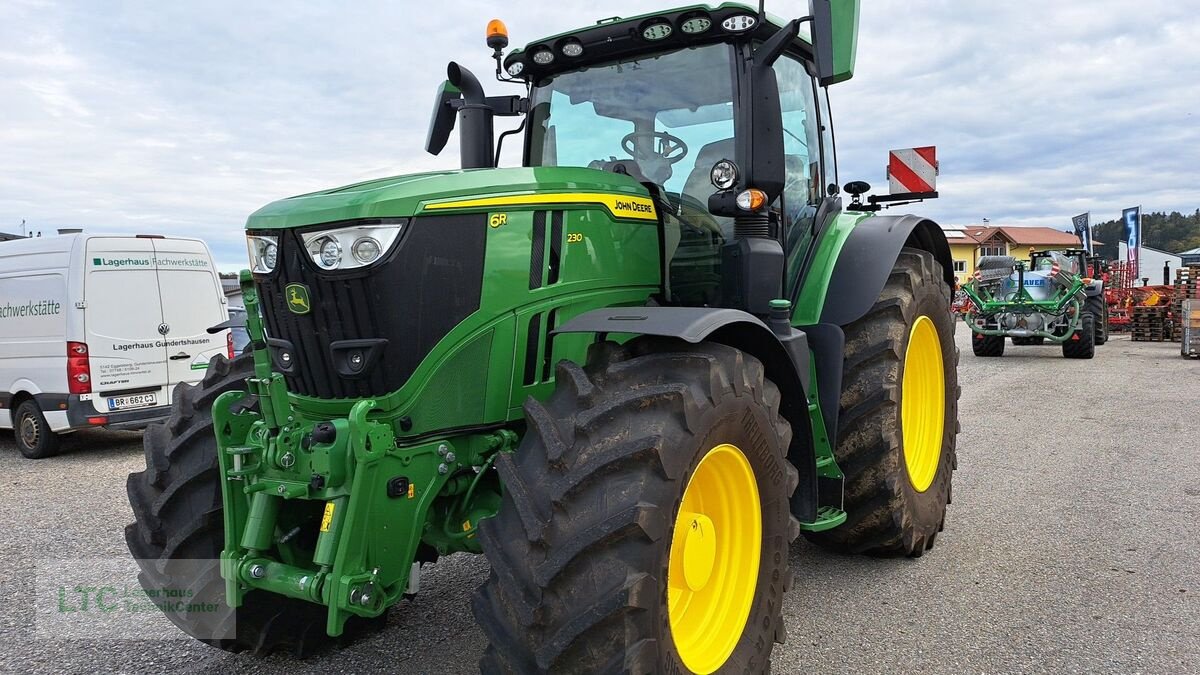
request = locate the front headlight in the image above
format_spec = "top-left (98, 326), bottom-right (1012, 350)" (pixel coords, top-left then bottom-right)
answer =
top-left (246, 234), bottom-right (279, 274)
top-left (351, 237), bottom-right (382, 264)
top-left (301, 221), bottom-right (405, 271)
top-left (710, 159), bottom-right (739, 190)
top-left (317, 237), bottom-right (342, 269)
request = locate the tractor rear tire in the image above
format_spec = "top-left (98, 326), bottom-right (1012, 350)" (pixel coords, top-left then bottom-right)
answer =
top-left (473, 338), bottom-right (798, 674)
top-left (13, 399), bottom-right (61, 459)
top-left (972, 332), bottom-right (1005, 357)
top-left (1062, 313), bottom-right (1096, 359)
top-left (125, 354), bottom-right (382, 656)
top-left (1086, 295), bottom-right (1108, 345)
top-left (805, 247), bottom-right (958, 557)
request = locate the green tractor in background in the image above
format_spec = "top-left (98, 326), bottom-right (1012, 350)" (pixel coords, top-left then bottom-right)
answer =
top-left (962, 248), bottom-right (1106, 358)
top-left (126, 2), bottom-right (960, 672)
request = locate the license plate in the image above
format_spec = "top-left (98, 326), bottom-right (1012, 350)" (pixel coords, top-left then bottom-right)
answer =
top-left (107, 392), bottom-right (158, 411)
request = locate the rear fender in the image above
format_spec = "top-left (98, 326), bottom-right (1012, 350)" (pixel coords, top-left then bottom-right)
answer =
top-left (792, 213), bottom-right (952, 448)
top-left (554, 307), bottom-right (819, 522)
top-left (2, 382), bottom-right (45, 429)
top-left (814, 214), bottom-right (952, 327)
top-left (7, 380), bottom-right (44, 398)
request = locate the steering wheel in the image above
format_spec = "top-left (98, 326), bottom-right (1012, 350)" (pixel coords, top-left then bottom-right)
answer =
top-left (620, 131), bottom-right (689, 165)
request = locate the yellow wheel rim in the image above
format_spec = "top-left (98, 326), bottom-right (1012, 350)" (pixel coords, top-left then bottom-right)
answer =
top-left (667, 443), bottom-right (761, 674)
top-left (901, 315), bottom-right (945, 492)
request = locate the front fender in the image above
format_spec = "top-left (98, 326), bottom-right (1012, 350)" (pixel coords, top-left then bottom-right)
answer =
top-left (554, 306), bottom-right (820, 523)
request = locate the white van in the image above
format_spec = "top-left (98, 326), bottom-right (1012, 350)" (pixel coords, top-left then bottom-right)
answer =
top-left (0, 234), bottom-right (231, 458)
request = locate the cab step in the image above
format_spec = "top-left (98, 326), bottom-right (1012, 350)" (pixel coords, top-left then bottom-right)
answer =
top-left (797, 506), bottom-right (847, 532)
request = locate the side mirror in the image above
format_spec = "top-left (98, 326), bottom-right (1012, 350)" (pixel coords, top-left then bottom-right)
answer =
top-left (843, 180), bottom-right (870, 197)
top-left (810, 0), bottom-right (859, 86)
top-left (727, 20), bottom-right (801, 216)
top-left (425, 80), bottom-right (461, 156)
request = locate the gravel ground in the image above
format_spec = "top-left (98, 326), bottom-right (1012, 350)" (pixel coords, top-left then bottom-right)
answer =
top-left (1, 330), bottom-right (1198, 674)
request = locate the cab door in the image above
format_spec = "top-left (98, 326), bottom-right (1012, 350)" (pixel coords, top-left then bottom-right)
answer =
top-left (772, 54), bottom-right (826, 297)
top-left (150, 239), bottom-right (227, 403)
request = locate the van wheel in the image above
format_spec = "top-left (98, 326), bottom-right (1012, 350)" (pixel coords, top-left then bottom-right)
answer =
top-left (14, 399), bottom-right (61, 459)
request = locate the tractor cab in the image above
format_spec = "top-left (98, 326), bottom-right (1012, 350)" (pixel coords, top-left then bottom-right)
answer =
top-left (428, 1), bottom-right (859, 313)
top-left (520, 35), bottom-right (829, 306)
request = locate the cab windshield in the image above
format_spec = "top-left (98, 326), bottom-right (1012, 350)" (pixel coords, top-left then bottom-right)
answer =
top-left (526, 44), bottom-right (738, 304)
top-left (527, 43), bottom-right (735, 214)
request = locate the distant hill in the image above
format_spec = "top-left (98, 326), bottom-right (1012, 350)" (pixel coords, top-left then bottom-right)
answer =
top-left (1092, 209), bottom-right (1200, 260)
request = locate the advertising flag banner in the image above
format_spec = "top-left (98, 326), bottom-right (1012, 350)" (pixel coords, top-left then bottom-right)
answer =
top-left (1122, 206), bottom-right (1141, 277)
top-left (1071, 213), bottom-right (1092, 253)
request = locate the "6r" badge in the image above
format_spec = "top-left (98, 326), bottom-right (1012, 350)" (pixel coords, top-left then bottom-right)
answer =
top-left (489, 213), bottom-right (508, 228)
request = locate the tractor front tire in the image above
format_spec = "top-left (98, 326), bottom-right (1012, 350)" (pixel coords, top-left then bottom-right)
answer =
top-left (125, 354), bottom-right (381, 656)
top-left (473, 338), bottom-right (798, 674)
top-left (1062, 313), bottom-right (1096, 359)
top-left (972, 331), bottom-right (1005, 357)
top-left (805, 247), bottom-right (959, 557)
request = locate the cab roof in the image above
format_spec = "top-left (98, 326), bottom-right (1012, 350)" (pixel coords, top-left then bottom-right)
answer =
top-left (504, 3), bottom-right (812, 83)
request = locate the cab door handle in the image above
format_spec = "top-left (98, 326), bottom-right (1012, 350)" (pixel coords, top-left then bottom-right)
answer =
top-left (169, 352), bottom-right (191, 361)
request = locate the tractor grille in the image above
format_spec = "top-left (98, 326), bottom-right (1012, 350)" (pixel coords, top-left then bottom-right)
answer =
top-left (254, 215), bottom-right (487, 399)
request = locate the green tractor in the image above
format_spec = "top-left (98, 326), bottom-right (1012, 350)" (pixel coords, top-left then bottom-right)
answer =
top-left (126, 2), bottom-right (960, 672)
top-left (962, 248), bottom-right (1105, 358)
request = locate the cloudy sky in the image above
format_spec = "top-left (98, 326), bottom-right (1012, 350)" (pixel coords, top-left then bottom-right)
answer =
top-left (2, 0), bottom-right (1197, 270)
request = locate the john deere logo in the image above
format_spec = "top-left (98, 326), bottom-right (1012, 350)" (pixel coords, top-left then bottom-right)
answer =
top-left (285, 284), bottom-right (311, 315)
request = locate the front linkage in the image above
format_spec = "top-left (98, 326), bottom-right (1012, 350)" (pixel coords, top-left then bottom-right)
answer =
top-left (213, 272), bottom-right (515, 636)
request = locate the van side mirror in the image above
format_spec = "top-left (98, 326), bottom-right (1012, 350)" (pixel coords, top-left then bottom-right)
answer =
top-left (810, 0), bottom-right (859, 86)
top-left (425, 80), bottom-right (461, 156)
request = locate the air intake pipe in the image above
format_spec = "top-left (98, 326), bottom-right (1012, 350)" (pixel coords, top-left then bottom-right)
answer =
top-left (447, 62), bottom-right (494, 170)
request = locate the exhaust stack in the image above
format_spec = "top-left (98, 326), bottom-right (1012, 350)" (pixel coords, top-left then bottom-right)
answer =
top-left (446, 62), bottom-right (494, 170)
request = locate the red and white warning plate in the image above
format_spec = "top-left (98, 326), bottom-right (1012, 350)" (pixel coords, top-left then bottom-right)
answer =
top-left (887, 146), bottom-right (938, 194)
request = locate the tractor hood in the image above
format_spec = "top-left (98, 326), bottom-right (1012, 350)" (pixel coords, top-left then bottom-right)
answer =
top-left (246, 167), bottom-right (652, 230)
